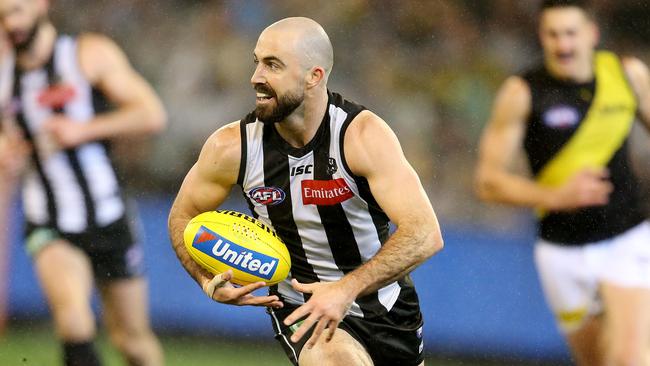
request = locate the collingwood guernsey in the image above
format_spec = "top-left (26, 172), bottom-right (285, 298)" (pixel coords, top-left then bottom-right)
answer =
top-left (8, 35), bottom-right (125, 233)
top-left (238, 91), bottom-right (421, 322)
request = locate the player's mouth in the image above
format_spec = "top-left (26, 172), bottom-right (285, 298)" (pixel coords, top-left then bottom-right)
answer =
top-left (9, 31), bottom-right (28, 45)
top-left (256, 92), bottom-right (275, 104)
top-left (255, 83), bottom-right (277, 105)
top-left (555, 51), bottom-right (575, 64)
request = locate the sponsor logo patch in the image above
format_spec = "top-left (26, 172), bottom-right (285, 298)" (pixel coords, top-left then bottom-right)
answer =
top-left (38, 84), bottom-right (77, 109)
top-left (543, 105), bottom-right (580, 129)
top-left (249, 186), bottom-right (286, 206)
top-left (192, 226), bottom-right (278, 280)
top-left (301, 178), bottom-right (354, 205)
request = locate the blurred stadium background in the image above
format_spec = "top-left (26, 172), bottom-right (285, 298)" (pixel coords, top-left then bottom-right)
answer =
top-left (3, 0), bottom-right (650, 364)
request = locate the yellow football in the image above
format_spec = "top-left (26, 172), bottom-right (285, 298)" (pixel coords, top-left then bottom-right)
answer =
top-left (183, 210), bottom-right (290, 286)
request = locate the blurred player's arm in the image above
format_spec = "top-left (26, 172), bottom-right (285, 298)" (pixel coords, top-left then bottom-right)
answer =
top-left (285, 110), bottom-right (443, 346)
top-left (0, 120), bottom-right (30, 182)
top-left (167, 122), bottom-right (282, 308)
top-left (622, 56), bottom-right (650, 131)
top-left (474, 76), bottom-right (611, 211)
top-left (42, 33), bottom-right (166, 148)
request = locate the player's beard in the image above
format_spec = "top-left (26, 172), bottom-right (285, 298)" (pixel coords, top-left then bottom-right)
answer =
top-left (9, 16), bottom-right (44, 53)
top-left (255, 84), bottom-right (304, 125)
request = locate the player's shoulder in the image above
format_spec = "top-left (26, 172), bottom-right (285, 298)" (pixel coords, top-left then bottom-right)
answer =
top-left (76, 32), bottom-right (128, 81)
top-left (493, 75), bottom-right (531, 108)
top-left (502, 75), bottom-right (531, 94)
top-left (205, 121), bottom-right (242, 155)
top-left (346, 110), bottom-right (392, 143)
top-left (77, 32), bottom-right (122, 59)
top-left (621, 56), bottom-right (650, 81)
top-left (197, 121), bottom-right (242, 181)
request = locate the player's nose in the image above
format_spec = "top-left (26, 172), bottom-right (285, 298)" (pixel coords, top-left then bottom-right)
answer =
top-left (250, 65), bottom-right (266, 85)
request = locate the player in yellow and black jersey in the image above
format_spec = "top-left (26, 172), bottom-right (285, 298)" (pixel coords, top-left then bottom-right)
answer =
top-left (475, 1), bottom-right (650, 365)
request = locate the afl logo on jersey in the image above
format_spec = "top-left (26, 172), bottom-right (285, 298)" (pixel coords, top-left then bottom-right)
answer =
top-left (543, 105), bottom-right (580, 129)
top-left (249, 187), bottom-right (286, 206)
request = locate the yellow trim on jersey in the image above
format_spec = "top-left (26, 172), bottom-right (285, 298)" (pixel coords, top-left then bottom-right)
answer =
top-left (536, 51), bottom-right (637, 217)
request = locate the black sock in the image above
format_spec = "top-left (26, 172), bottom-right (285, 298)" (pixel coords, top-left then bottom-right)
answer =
top-left (63, 341), bottom-right (102, 366)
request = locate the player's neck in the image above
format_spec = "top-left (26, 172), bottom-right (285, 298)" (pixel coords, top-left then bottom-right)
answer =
top-left (16, 23), bottom-right (57, 71)
top-left (547, 60), bottom-right (594, 84)
top-left (275, 90), bottom-right (328, 148)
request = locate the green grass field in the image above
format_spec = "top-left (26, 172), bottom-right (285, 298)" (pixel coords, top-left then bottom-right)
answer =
top-left (0, 322), bottom-right (550, 366)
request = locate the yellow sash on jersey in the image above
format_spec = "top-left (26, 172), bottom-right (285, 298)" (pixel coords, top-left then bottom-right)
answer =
top-left (536, 51), bottom-right (637, 217)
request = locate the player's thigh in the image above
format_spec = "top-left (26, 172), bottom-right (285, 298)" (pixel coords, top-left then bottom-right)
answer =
top-left (33, 239), bottom-right (96, 339)
top-left (298, 328), bottom-right (373, 366)
top-left (601, 283), bottom-right (650, 354)
top-left (34, 239), bottom-right (94, 310)
top-left (534, 241), bottom-right (599, 332)
top-left (99, 277), bottom-right (151, 337)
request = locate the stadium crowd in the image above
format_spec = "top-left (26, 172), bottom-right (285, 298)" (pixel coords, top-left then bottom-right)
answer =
top-left (50, 0), bottom-right (650, 230)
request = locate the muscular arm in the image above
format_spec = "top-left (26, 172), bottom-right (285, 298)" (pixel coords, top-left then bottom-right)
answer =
top-left (339, 110), bottom-right (443, 296)
top-left (623, 57), bottom-right (650, 131)
top-left (45, 33), bottom-right (166, 146)
top-left (167, 122), bottom-right (281, 307)
top-left (168, 122), bottom-right (241, 286)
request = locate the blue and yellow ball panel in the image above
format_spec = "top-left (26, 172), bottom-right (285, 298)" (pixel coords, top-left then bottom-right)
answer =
top-left (183, 210), bottom-right (290, 286)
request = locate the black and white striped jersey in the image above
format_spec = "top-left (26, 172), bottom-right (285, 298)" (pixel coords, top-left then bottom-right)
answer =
top-left (7, 35), bottom-right (124, 233)
top-left (238, 91), bottom-right (421, 320)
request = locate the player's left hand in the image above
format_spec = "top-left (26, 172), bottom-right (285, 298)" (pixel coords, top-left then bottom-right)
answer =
top-left (283, 279), bottom-right (358, 348)
top-left (42, 114), bottom-right (90, 148)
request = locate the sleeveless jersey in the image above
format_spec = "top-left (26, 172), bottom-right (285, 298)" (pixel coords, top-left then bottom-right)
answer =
top-left (8, 35), bottom-right (125, 233)
top-left (523, 51), bottom-right (645, 245)
top-left (238, 91), bottom-right (421, 322)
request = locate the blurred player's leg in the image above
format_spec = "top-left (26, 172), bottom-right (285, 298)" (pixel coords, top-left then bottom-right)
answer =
top-left (0, 177), bottom-right (15, 335)
top-left (601, 283), bottom-right (650, 366)
top-left (34, 240), bottom-right (100, 366)
top-left (298, 329), bottom-right (373, 366)
top-left (565, 316), bottom-right (604, 366)
top-left (99, 278), bottom-right (163, 366)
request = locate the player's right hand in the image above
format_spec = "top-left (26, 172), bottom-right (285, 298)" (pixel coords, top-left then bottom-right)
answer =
top-left (201, 270), bottom-right (283, 308)
top-left (549, 167), bottom-right (613, 211)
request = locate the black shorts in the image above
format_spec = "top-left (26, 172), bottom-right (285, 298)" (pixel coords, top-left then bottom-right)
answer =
top-left (24, 216), bottom-right (145, 282)
top-left (269, 303), bottom-right (424, 366)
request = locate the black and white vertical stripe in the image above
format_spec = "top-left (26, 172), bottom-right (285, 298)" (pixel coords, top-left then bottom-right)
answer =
top-left (239, 92), bottom-right (402, 318)
top-left (13, 35), bottom-right (124, 232)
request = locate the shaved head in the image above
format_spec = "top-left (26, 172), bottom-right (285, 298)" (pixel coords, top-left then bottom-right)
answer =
top-left (261, 17), bottom-right (333, 78)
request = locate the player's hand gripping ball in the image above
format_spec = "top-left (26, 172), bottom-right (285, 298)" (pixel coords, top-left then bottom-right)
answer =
top-left (184, 210), bottom-right (291, 286)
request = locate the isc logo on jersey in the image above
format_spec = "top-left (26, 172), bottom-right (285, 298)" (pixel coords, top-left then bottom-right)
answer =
top-left (249, 187), bottom-right (285, 206)
top-left (192, 226), bottom-right (279, 280)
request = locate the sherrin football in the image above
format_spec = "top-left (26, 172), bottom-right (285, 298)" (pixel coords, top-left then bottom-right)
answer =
top-left (183, 210), bottom-right (291, 286)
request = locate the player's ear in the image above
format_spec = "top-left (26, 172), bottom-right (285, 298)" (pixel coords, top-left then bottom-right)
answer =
top-left (305, 66), bottom-right (325, 89)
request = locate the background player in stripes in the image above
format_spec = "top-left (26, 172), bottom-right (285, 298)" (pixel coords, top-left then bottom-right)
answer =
top-left (169, 17), bottom-right (443, 366)
top-left (475, 1), bottom-right (650, 365)
top-left (0, 0), bottom-right (165, 365)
